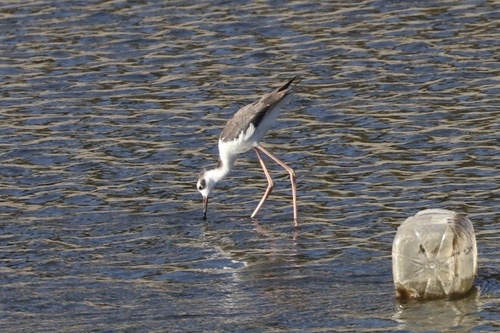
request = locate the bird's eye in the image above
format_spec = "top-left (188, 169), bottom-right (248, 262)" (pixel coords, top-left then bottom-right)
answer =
top-left (197, 179), bottom-right (206, 191)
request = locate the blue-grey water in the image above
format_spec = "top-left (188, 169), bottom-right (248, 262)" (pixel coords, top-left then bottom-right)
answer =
top-left (0, 1), bottom-right (499, 332)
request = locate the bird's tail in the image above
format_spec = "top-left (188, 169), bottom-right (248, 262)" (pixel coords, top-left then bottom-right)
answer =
top-left (278, 76), bottom-right (301, 94)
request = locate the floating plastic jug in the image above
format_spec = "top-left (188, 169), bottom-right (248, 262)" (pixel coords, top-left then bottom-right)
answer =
top-left (392, 209), bottom-right (477, 300)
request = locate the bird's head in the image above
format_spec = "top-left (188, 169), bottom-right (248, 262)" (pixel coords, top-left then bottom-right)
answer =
top-left (196, 168), bottom-right (218, 219)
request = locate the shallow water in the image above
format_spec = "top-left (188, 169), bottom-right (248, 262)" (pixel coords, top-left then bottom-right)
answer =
top-left (0, 0), bottom-right (499, 332)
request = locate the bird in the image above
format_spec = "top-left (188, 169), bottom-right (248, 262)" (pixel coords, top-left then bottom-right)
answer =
top-left (196, 77), bottom-right (299, 225)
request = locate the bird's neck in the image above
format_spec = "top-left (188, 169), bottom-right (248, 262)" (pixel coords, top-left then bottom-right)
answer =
top-left (207, 159), bottom-right (232, 183)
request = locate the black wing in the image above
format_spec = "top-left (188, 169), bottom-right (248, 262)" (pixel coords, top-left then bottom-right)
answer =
top-left (220, 77), bottom-right (297, 142)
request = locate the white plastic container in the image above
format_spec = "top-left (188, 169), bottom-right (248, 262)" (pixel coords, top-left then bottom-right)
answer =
top-left (392, 209), bottom-right (477, 300)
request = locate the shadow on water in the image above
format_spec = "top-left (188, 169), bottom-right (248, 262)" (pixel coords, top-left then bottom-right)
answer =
top-left (393, 290), bottom-right (483, 332)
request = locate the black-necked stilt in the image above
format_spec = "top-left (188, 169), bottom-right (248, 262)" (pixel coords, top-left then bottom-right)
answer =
top-left (197, 77), bottom-right (299, 225)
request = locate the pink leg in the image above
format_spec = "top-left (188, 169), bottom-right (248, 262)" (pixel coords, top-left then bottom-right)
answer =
top-left (252, 145), bottom-right (298, 225)
top-left (251, 148), bottom-right (274, 219)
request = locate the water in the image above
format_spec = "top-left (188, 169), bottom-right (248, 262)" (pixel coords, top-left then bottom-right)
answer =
top-left (0, 0), bottom-right (499, 331)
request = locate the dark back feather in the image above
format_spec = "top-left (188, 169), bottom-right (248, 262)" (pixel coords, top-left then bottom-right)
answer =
top-left (220, 77), bottom-right (298, 142)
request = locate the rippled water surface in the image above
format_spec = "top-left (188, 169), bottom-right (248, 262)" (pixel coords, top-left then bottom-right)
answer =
top-left (1, 0), bottom-right (499, 332)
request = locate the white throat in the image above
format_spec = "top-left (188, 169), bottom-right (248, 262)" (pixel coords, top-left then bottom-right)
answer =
top-left (206, 160), bottom-right (232, 185)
